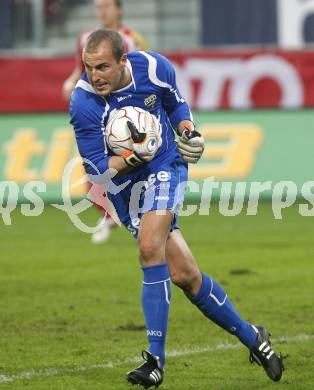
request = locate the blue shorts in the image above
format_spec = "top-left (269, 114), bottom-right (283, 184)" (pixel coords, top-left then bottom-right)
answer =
top-left (108, 159), bottom-right (188, 238)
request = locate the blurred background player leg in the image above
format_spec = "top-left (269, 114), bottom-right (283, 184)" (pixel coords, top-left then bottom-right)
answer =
top-left (92, 215), bottom-right (116, 244)
top-left (87, 182), bottom-right (116, 244)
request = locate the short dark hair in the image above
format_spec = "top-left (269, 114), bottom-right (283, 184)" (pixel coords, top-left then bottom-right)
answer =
top-left (114, 0), bottom-right (122, 8)
top-left (85, 28), bottom-right (125, 62)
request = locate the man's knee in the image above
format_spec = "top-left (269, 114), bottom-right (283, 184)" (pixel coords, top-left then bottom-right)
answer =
top-left (170, 266), bottom-right (201, 291)
top-left (138, 236), bottom-right (163, 264)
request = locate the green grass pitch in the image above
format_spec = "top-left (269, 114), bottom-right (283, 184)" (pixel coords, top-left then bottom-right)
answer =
top-left (0, 203), bottom-right (313, 389)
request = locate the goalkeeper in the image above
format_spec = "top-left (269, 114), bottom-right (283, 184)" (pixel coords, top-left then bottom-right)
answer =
top-left (70, 29), bottom-right (283, 388)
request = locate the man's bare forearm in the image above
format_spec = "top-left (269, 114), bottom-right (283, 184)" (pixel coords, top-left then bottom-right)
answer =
top-left (108, 156), bottom-right (133, 175)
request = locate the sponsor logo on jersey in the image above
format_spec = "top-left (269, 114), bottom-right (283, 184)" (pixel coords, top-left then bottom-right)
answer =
top-left (117, 94), bottom-right (132, 102)
top-left (144, 94), bottom-right (157, 108)
top-left (154, 195), bottom-right (169, 201)
top-left (157, 171), bottom-right (171, 182)
top-left (145, 171), bottom-right (171, 190)
top-left (159, 182), bottom-right (170, 190)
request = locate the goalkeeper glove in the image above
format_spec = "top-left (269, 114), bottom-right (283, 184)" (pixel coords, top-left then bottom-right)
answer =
top-left (177, 128), bottom-right (205, 164)
top-left (123, 112), bottom-right (162, 167)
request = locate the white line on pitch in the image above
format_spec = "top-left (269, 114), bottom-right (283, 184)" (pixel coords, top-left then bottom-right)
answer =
top-left (0, 333), bottom-right (313, 384)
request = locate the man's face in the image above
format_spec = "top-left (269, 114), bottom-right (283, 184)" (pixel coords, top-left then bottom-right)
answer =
top-left (83, 42), bottom-right (126, 96)
top-left (94, 0), bottom-right (121, 29)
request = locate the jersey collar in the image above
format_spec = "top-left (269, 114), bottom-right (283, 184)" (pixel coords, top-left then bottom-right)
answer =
top-left (112, 59), bottom-right (135, 93)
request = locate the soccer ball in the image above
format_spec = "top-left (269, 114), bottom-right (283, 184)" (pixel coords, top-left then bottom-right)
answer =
top-left (105, 106), bottom-right (154, 156)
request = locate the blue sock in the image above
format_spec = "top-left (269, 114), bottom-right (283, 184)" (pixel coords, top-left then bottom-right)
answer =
top-left (142, 262), bottom-right (171, 368)
top-left (187, 273), bottom-right (257, 349)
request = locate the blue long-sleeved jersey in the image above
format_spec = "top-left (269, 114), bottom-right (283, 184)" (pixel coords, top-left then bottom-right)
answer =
top-left (70, 51), bottom-right (193, 179)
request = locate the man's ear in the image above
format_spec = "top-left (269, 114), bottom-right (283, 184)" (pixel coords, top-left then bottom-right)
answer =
top-left (120, 53), bottom-right (127, 66)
